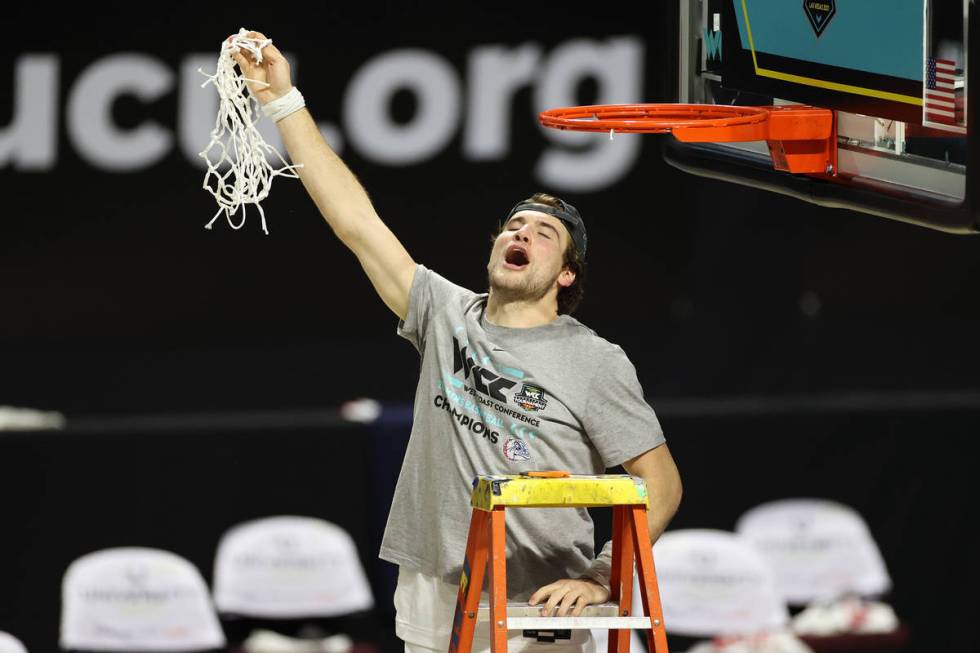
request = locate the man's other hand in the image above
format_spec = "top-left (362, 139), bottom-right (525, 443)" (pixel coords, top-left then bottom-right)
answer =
top-left (528, 578), bottom-right (610, 617)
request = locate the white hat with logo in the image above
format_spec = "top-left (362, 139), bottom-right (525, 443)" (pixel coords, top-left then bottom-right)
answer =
top-left (653, 529), bottom-right (789, 637)
top-left (0, 632), bottom-right (28, 653)
top-left (735, 499), bottom-right (891, 605)
top-left (60, 547), bottom-right (226, 651)
top-left (212, 516), bottom-right (374, 618)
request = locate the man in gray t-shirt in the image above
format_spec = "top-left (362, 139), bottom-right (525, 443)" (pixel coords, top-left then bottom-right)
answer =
top-left (232, 31), bottom-right (682, 644)
top-left (383, 260), bottom-right (670, 602)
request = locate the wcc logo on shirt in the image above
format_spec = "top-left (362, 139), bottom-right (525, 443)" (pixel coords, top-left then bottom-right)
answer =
top-left (452, 337), bottom-right (516, 402)
top-left (513, 384), bottom-right (548, 412)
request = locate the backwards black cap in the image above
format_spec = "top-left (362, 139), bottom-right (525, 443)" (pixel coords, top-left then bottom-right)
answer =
top-left (505, 197), bottom-right (587, 258)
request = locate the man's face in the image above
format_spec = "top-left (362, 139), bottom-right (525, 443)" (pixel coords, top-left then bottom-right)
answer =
top-left (487, 210), bottom-right (576, 302)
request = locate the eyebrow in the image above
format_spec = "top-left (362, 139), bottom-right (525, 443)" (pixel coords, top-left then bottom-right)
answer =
top-left (538, 221), bottom-right (560, 237)
top-left (508, 215), bottom-right (561, 238)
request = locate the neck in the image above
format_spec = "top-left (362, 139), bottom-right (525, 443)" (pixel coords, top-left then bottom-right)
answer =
top-left (485, 288), bottom-right (560, 328)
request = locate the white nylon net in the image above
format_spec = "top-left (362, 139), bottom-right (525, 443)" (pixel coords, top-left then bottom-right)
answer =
top-left (197, 28), bottom-right (302, 235)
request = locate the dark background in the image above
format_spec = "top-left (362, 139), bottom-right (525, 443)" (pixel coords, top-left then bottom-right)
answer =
top-left (2, 3), bottom-right (978, 653)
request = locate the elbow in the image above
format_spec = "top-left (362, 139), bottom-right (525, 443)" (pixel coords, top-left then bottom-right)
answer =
top-left (663, 447), bottom-right (683, 516)
top-left (331, 221), bottom-right (360, 249)
top-left (670, 475), bottom-right (683, 517)
top-left (331, 210), bottom-right (380, 251)
top-left (653, 461), bottom-right (682, 535)
top-left (664, 460), bottom-right (683, 517)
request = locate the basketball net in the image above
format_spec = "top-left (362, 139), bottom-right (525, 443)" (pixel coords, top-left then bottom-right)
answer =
top-left (197, 28), bottom-right (303, 235)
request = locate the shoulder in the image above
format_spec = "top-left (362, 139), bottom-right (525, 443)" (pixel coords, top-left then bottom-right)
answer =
top-left (415, 264), bottom-right (479, 301)
top-left (413, 264), bottom-right (485, 317)
top-left (558, 315), bottom-right (630, 359)
top-left (552, 316), bottom-right (638, 380)
top-left (559, 322), bottom-right (654, 412)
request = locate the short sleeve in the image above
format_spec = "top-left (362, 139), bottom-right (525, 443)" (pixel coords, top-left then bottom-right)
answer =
top-left (582, 346), bottom-right (666, 468)
top-left (396, 264), bottom-right (473, 353)
top-left (396, 264), bottom-right (429, 351)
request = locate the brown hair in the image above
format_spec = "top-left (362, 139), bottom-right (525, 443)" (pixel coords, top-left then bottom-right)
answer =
top-left (493, 192), bottom-right (587, 315)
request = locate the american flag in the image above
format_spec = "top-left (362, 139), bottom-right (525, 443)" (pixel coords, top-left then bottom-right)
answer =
top-left (924, 57), bottom-right (962, 126)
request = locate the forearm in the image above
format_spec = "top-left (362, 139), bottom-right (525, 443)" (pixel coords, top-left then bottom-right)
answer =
top-left (583, 497), bottom-right (678, 590)
top-left (276, 107), bottom-right (378, 245)
top-left (584, 445), bottom-right (682, 589)
top-left (227, 32), bottom-right (415, 318)
top-left (642, 468), bottom-right (683, 544)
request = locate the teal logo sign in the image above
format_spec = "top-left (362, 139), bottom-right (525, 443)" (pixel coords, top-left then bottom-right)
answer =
top-left (703, 28), bottom-right (723, 62)
top-left (803, 0), bottom-right (836, 38)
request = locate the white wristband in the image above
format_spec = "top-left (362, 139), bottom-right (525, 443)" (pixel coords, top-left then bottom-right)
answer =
top-left (261, 87), bottom-right (306, 123)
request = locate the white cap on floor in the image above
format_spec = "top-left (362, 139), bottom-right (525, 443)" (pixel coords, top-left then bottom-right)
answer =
top-left (735, 499), bottom-right (891, 604)
top-left (213, 515), bottom-right (374, 618)
top-left (60, 547), bottom-right (226, 652)
top-left (0, 632), bottom-right (28, 653)
top-left (653, 529), bottom-right (789, 637)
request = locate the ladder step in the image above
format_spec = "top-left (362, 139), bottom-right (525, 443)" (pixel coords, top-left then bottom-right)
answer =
top-left (476, 602), bottom-right (650, 629)
top-left (478, 601), bottom-right (620, 619)
top-left (506, 616), bottom-right (651, 630)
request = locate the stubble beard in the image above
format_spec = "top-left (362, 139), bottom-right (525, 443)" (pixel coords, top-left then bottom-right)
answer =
top-left (488, 265), bottom-right (554, 305)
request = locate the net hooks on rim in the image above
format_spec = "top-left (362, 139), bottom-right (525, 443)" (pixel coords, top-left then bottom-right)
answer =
top-left (539, 103), bottom-right (836, 176)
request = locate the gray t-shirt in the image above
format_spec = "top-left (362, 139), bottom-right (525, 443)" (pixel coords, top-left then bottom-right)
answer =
top-left (379, 264), bottom-right (665, 600)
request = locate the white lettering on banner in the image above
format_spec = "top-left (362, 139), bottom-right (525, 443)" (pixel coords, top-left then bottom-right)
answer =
top-left (66, 53), bottom-right (174, 171)
top-left (2, 36), bottom-right (644, 190)
top-left (464, 43), bottom-right (542, 159)
top-left (535, 38), bottom-right (644, 192)
top-left (0, 55), bottom-right (59, 170)
top-left (344, 49), bottom-right (461, 166)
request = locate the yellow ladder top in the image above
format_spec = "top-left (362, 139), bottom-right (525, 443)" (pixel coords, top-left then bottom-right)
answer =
top-left (470, 473), bottom-right (649, 511)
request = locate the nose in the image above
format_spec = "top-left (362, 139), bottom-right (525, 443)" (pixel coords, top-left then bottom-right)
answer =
top-left (512, 223), bottom-right (532, 243)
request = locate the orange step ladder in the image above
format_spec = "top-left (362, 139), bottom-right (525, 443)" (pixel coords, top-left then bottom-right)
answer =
top-left (448, 473), bottom-right (669, 653)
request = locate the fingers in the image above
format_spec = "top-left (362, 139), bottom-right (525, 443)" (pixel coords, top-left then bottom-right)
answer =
top-left (227, 31), bottom-right (277, 65)
top-left (528, 583), bottom-right (556, 607)
top-left (246, 32), bottom-right (284, 64)
top-left (262, 42), bottom-right (286, 63)
top-left (225, 32), bottom-right (265, 70)
top-left (529, 579), bottom-right (606, 618)
top-left (543, 586), bottom-right (588, 617)
top-left (542, 585), bottom-right (571, 617)
top-left (569, 593), bottom-right (589, 617)
top-left (230, 50), bottom-right (255, 74)
top-left (557, 587), bottom-right (591, 617)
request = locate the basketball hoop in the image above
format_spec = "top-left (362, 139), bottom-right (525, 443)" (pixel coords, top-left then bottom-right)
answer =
top-left (539, 103), bottom-right (837, 176)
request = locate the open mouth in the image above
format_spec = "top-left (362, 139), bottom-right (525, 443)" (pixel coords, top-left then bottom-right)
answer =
top-left (504, 245), bottom-right (530, 269)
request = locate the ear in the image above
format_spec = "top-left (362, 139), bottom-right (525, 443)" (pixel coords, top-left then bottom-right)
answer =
top-left (557, 267), bottom-right (576, 289)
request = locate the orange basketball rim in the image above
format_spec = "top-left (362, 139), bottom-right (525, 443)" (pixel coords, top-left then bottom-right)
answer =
top-left (539, 103), bottom-right (837, 176)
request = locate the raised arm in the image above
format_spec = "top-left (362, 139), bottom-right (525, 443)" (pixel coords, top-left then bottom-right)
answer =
top-left (229, 31), bottom-right (416, 320)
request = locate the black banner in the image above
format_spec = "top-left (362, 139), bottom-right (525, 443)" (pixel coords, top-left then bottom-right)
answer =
top-left (2, 3), bottom-right (979, 414)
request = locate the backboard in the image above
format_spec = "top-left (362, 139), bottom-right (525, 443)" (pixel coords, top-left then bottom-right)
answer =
top-left (671, 0), bottom-right (976, 233)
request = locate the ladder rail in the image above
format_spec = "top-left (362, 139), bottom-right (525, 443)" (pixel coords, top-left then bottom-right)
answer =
top-left (450, 474), bottom-right (669, 653)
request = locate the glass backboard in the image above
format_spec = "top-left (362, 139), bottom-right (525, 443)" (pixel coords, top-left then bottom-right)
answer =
top-left (672, 0), bottom-right (975, 233)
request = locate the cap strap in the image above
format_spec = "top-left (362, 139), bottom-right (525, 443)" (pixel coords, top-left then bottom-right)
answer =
top-left (506, 202), bottom-right (577, 226)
